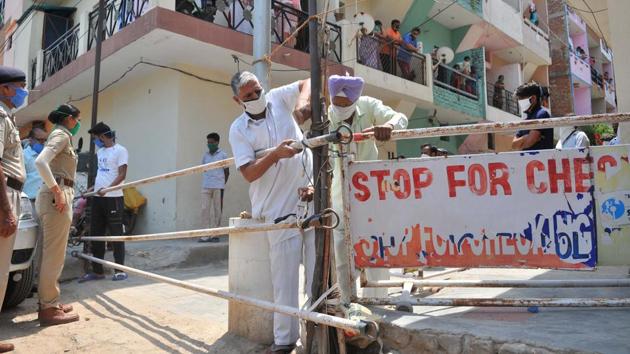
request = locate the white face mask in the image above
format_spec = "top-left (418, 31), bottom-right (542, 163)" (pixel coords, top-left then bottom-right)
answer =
top-left (331, 103), bottom-right (357, 123)
top-left (242, 90), bottom-right (267, 115)
top-left (518, 97), bottom-right (532, 115)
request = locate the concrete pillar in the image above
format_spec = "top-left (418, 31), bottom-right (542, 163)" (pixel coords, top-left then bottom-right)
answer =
top-left (35, 49), bottom-right (43, 87)
top-left (228, 217), bottom-right (274, 344)
top-left (608, 0), bottom-right (630, 143)
top-left (78, 11), bottom-right (90, 56)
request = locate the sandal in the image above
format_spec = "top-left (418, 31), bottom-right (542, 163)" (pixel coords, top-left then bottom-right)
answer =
top-left (78, 273), bottom-right (106, 283)
top-left (112, 272), bottom-right (128, 281)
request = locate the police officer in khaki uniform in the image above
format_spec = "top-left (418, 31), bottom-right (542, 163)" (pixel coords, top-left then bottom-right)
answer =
top-left (34, 104), bottom-right (81, 326)
top-left (0, 66), bottom-right (28, 354)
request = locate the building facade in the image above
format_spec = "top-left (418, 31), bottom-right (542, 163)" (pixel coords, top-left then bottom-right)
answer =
top-left (3, 0), bottom-right (553, 233)
top-left (548, 0), bottom-right (616, 117)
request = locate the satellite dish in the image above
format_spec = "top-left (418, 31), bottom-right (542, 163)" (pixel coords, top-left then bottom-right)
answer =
top-left (437, 46), bottom-right (455, 65)
top-left (352, 12), bottom-right (375, 33)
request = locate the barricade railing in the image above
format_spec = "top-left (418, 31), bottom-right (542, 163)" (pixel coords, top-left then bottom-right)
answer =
top-left (75, 112), bottom-right (630, 333)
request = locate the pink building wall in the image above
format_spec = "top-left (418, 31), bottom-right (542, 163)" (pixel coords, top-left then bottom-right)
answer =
top-left (573, 86), bottom-right (592, 115)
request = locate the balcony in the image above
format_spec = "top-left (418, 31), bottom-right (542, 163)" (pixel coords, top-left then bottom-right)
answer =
top-left (569, 51), bottom-right (591, 86)
top-left (177, 0), bottom-right (342, 63)
top-left (356, 35), bottom-right (426, 86)
top-left (522, 17), bottom-right (550, 64)
top-left (0, 0), bottom-right (5, 25)
top-left (600, 38), bottom-right (613, 62)
top-left (486, 81), bottom-right (519, 117)
top-left (88, 0), bottom-right (151, 51)
top-left (42, 24), bottom-right (80, 82)
top-left (567, 6), bottom-right (586, 34)
top-left (434, 64), bottom-right (479, 101)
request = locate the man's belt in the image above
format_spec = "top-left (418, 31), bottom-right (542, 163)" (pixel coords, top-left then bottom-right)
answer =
top-left (55, 177), bottom-right (74, 188)
top-left (6, 176), bottom-right (23, 192)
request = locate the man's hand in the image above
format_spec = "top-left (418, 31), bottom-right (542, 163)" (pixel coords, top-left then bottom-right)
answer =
top-left (272, 140), bottom-right (300, 160)
top-left (363, 124), bottom-right (394, 141)
top-left (0, 211), bottom-right (17, 238)
top-left (298, 186), bottom-right (315, 202)
top-left (97, 188), bottom-right (106, 197)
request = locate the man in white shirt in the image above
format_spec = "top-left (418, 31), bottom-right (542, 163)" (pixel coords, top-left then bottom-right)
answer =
top-left (199, 132), bottom-right (229, 243)
top-left (556, 126), bottom-right (590, 149)
top-left (81, 122), bottom-right (129, 282)
top-left (228, 71), bottom-right (313, 354)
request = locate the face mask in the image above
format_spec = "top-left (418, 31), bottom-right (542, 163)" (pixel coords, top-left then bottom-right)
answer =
top-left (31, 142), bottom-right (44, 154)
top-left (8, 87), bottom-right (28, 108)
top-left (70, 121), bottom-right (81, 136)
top-left (330, 103), bottom-right (357, 123)
top-left (374, 25), bottom-right (382, 33)
top-left (94, 138), bottom-right (104, 148)
top-left (518, 97), bottom-right (532, 114)
top-left (208, 143), bottom-right (219, 153)
top-left (242, 90), bottom-right (267, 115)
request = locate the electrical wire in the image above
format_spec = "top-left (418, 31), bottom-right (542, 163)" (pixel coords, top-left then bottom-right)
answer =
top-left (580, 0), bottom-right (609, 48)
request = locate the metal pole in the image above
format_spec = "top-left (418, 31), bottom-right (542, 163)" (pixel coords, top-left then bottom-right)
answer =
top-left (253, 0), bottom-right (271, 90)
top-left (80, 222), bottom-right (299, 242)
top-left (356, 297), bottom-right (630, 307)
top-left (88, 0), bottom-right (106, 188)
top-left (361, 279), bottom-right (630, 289)
top-left (72, 253), bottom-right (367, 333)
top-left (82, 129), bottom-right (345, 197)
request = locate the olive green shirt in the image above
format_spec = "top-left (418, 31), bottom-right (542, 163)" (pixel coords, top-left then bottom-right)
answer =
top-left (0, 102), bottom-right (26, 183)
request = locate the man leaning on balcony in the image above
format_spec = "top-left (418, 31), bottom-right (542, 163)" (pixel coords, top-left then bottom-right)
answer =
top-left (380, 19), bottom-right (403, 74)
top-left (327, 74), bottom-right (408, 305)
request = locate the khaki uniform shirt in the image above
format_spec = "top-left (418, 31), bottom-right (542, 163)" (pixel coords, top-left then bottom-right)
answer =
top-left (45, 126), bottom-right (77, 182)
top-left (0, 102), bottom-right (25, 183)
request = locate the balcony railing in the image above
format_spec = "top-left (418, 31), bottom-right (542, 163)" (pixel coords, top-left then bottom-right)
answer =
top-left (0, 0), bottom-right (5, 25)
top-left (30, 57), bottom-right (37, 89)
top-left (523, 17), bottom-right (549, 41)
top-left (434, 63), bottom-right (479, 100)
top-left (42, 24), bottom-right (80, 81)
top-left (487, 81), bottom-right (519, 116)
top-left (88, 0), bottom-right (150, 50)
top-left (177, 0), bottom-right (342, 63)
top-left (356, 34), bottom-right (426, 86)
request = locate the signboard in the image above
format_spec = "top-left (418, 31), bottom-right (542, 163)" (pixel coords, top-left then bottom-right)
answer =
top-left (592, 145), bottom-right (630, 265)
top-left (348, 149), bottom-right (596, 269)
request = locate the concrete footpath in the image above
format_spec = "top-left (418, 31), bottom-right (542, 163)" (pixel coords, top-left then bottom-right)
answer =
top-left (374, 267), bottom-right (630, 354)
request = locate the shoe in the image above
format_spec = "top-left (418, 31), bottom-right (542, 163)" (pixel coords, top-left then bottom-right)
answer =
top-left (60, 303), bottom-right (73, 313)
top-left (112, 272), bottom-right (128, 281)
top-left (198, 237), bottom-right (220, 243)
top-left (0, 343), bottom-right (14, 353)
top-left (78, 273), bottom-right (106, 283)
top-left (38, 306), bottom-right (80, 327)
top-left (267, 343), bottom-right (296, 354)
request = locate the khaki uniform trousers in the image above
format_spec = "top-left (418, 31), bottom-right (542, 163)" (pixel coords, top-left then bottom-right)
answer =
top-left (36, 185), bottom-right (74, 309)
top-left (0, 188), bottom-right (20, 309)
top-left (201, 188), bottom-right (222, 228)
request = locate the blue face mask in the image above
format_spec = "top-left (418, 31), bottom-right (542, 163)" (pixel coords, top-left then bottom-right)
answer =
top-left (94, 138), bottom-right (104, 148)
top-left (31, 142), bottom-right (44, 154)
top-left (10, 87), bottom-right (28, 108)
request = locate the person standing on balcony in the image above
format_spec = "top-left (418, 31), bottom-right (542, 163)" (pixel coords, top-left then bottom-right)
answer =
top-left (80, 122), bottom-right (129, 282)
top-left (199, 132), bottom-right (229, 243)
top-left (327, 74), bottom-right (408, 303)
top-left (380, 19), bottom-right (402, 74)
top-left (528, 2), bottom-right (539, 26)
top-left (512, 82), bottom-right (553, 151)
top-left (358, 26), bottom-right (382, 70)
top-left (493, 75), bottom-right (506, 109)
top-left (228, 71), bottom-right (314, 354)
top-left (397, 27), bottom-right (422, 81)
top-left (35, 104), bottom-right (81, 327)
top-left (23, 127), bottom-right (49, 200)
top-left (0, 66), bottom-right (28, 353)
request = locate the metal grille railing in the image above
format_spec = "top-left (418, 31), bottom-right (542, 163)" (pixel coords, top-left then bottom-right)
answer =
top-left (176, 0), bottom-right (342, 63)
top-left (42, 24), bottom-right (80, 81)
top-left (487, 81), bottom-right (519, 116)
top-left (356, 34), bottom-right (426, 86)
top-left (0, 0), bottom-right (6, 25)
top-left (434, 63), bottom-right (479, 100)
top-left (30, 57), bottom-right (37, 89)
top-left (88, 0), bottom-right (150, 50)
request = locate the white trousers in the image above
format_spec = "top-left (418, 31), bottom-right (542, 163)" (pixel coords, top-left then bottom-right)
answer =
top-left (0, 189), bottom-right (20, 309)
top-left (268, 229), bottom-right (315, 346)
top-left (201, 188), bottom-right (222, 228)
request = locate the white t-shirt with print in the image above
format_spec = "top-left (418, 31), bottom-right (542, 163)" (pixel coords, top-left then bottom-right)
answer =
top-left (95, 144), bottom-right (129, 197)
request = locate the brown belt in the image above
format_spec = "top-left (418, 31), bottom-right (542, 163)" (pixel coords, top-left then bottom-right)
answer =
top-left (6, 176), bottom-right (23, 192)
top-left (55, 177), bottom-right (74, 188)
